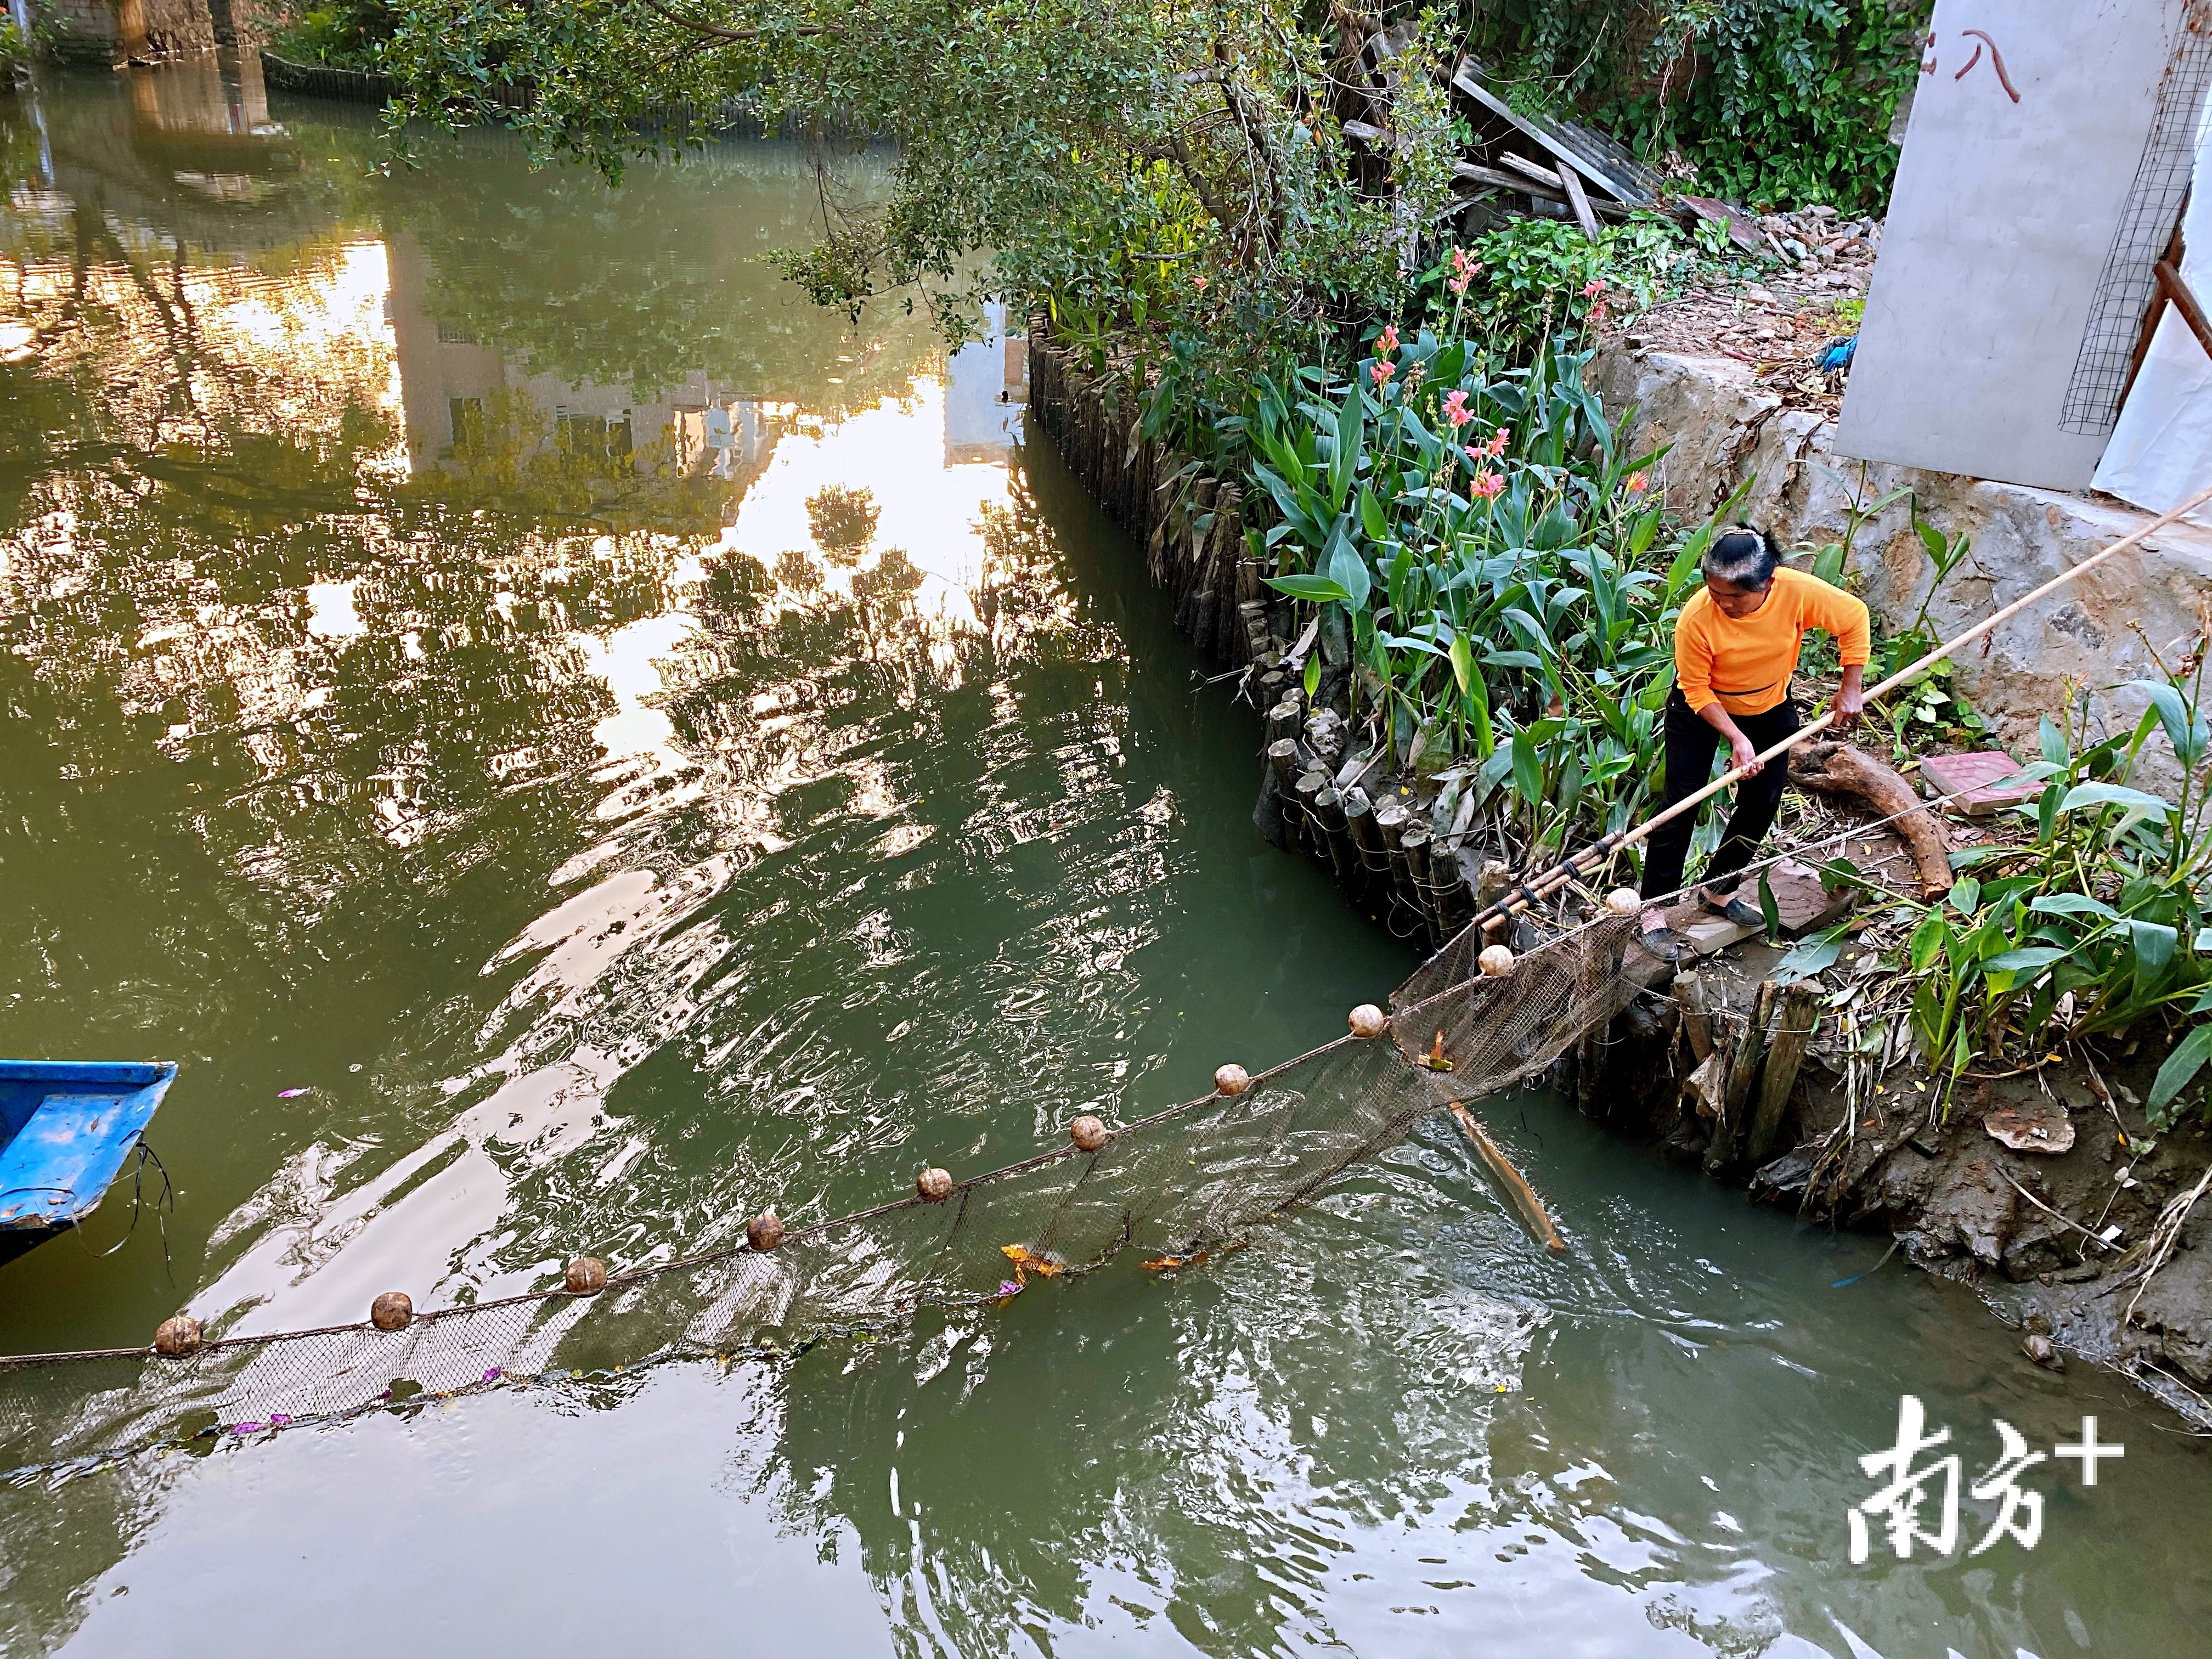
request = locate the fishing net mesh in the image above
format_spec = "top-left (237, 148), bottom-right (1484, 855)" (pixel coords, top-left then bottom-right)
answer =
top-left (0, 912), bottom-right (1640, 1471)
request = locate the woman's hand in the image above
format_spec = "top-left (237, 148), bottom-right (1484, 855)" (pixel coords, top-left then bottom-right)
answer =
top-left (1832, 664), bottom-right (1867, 731)
top-left (1730, 734), bottom-right (1762, 777)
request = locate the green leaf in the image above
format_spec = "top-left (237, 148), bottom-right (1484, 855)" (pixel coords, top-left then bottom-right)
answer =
top-left (1774, 934), bottom-right (1843, 980)
top-left (2130, 919), bottom-right (2177, 978)
top-left (1948, 876), bottom-right (1980, 915)
top-left (1510, 727), bottom-right (1543, 805)
top-left (1757, 871), bottom-right (1781, 940)
top-left (2147, 1025), bottom-right (2212, 1119)
top-left (2058, 782), bottom-right (2170, 818)
top-left (1330, 383), bottom-right (1363, 511)
top-left (2039, 715), bottom-right (2067, 766)
top-left (1268, 574), bottom-right (1350, 603)
top-left (1908, 910), bottom-right (1949, 972)
top-left (2030, 893), bottom-right (2119, 920)
top-left (1982, 946), bottom-right (2068, 992)
top-left (1327, 532), bottom-right (1371, 613)
top-left (1448, 631), bottom-right (1475, 699)
top-left (2125, 679), bottom-right (2211, 768)
top-left (1818, 856), bottom-right (1873, 890)
top-left (1303, 651), bottom-right (1322, 701)
top-left (1464, 668), bottom-right (1495, 758)
top-left (1358, 484), bottom-right (1386, 544)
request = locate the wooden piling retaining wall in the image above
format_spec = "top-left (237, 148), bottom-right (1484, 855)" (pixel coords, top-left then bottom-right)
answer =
top-left (1026, 318), bottom-right (1483, 950)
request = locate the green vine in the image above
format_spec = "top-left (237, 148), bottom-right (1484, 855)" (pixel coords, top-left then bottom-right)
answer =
top-left (1468, 0), bottom-right (1928, 212)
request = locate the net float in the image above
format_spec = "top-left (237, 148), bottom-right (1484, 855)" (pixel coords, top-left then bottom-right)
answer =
top-left (916, 1167), bottom-right (955, 1201)
top-left (1347, 1003), bottom-right (1389, 1039)
top-left (564, 1256), bottom-right (608, 1294)
top-left (153, 1315), bottom-right (202, 1358)
top-left (747, 1212), bottom-right (785, 1251)
top-left (369, 1291), bottom-right (414, 1332)
top-left (1069, 1114), bottom-right (1108, 1152)
top-left (1214, 1063), bottom-right (1250, 1096)
top-left (1479, 944), bottom-right (1515, 977)
top-left (1604, 887), bottom-right (1643, 916)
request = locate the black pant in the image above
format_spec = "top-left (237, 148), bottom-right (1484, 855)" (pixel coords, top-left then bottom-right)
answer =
top-left (1639, 690), bottom-right (1798, 905)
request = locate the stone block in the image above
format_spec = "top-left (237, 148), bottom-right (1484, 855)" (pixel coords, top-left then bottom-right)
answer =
top-left (1681, 915), bottom-right (1758, 956)
top-left (1919, 751), bottom-right (2042, 815)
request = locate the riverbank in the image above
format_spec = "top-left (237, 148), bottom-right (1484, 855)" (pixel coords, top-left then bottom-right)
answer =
top-left (1028, 314), bottom-right (2212, 1430)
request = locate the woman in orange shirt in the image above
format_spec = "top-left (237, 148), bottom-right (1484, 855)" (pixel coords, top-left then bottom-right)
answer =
top-left (1639, 526), bottom-right (1869, 960)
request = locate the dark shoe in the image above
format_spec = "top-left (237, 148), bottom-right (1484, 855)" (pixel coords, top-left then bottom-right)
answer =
top-left (1702, 890), bottom-right (1764, 929)
top-left (1637, 923), bottom-right (1683, 963)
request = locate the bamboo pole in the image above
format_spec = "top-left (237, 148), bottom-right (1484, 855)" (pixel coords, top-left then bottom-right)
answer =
top-left (1469, 480), bottom-right (2212, 935)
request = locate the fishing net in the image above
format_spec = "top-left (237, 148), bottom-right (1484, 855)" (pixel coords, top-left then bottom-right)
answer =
top-left (0, 912), bottom-right (1641, 1472)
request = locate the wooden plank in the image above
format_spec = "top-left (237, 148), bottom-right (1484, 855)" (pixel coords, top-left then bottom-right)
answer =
top-left (1448, 1101), bottom-right (1567, 1254)
top-left (1452, 160), bottom-right (1562, 202)
top-left (1448, 63), bottom-right (1656, 205)
top-left (1555, 160), bottom-right (1601, 242)
top-left (1707, 979), bottom-right (1776, 1173)
top-left (1497, 150), bottom-right (1565, 187)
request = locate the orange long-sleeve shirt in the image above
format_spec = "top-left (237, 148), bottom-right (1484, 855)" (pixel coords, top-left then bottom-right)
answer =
top-left (1674, 566), bottom-right (1870, 717)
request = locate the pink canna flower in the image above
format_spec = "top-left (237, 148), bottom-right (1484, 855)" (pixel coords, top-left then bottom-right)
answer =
top-left (1372, 359), bottom-right (1395, 386)
top-left (1442, 388), bottom-right (1471, 428)
top-left (1488, 426), bottom-right (1510, 458)
top-left (1193, 274), bottom-right (1209, 291)
top-left (1376, 323), bottom-right (1400, 356)
top-left (1448, 273), bottom-right (1471, 296)
top-left (1470, 470), bottom-right (1506, 500)
top-left (1624, 470), bottom-right (1649, 494)
top-left (1581, 278), bottom-right (1604, 298)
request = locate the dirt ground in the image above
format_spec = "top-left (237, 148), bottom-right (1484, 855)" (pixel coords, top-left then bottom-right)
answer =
top-left (1611, 205), bottom-right (1877, 420)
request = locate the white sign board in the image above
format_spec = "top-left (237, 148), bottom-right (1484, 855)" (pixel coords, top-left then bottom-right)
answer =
top-left (1838, 0), bottom-right (2210, 490)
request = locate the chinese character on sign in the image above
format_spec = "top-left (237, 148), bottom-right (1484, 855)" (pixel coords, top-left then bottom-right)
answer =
top-left (1847, 1397), bottom-right (2121, 1564)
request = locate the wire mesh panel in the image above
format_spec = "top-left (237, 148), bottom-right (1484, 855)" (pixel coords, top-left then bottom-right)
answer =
top-left (0, 909), bottom-right (1639, 1471)
top-left (2061, 16), bottom-right (2212, 434)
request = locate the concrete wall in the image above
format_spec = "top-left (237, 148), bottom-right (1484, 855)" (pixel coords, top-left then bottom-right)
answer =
top-left (1594, 345), bottom-right (2212, 796)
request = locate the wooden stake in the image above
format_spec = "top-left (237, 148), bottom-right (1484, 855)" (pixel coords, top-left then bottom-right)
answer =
top-left (1344, 788), bottom-right (1384, 899)
top-left (1448, 1101), bottom-right (1567, 1253)
top-left (1744, 980), bottom-right (1819, 1168)
top-left (1708, 980), bottom-right (1776, 1173)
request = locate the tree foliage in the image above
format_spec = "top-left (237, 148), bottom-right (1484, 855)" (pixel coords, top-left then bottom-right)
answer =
top-left (376, 0), bottom-right (1464, 377)
top-left (1465, 0), bottom-right (1926, 212)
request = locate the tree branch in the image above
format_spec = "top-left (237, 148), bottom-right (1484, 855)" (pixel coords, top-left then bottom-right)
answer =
top-left (632, 0), bottom-right (832, 47)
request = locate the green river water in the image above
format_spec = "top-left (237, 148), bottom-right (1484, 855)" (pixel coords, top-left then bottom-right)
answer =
top-left (0, 58), bottom-right (2206, 1659)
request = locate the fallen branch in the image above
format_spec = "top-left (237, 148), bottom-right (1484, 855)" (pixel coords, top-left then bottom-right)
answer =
top-left (2001, 1171), bottom-right (2115, 1253)
top-left (1788, 741), bottom-right (1953, 896)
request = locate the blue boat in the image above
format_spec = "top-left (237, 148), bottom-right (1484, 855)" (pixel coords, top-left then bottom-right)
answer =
top-left (0, 1060), bottom-right (177, 1266)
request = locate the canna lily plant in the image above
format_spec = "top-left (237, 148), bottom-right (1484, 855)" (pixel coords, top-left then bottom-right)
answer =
top-left (1246, 322), bottom-right (1734, 857)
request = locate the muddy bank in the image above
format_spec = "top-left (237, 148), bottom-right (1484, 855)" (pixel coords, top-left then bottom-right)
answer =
top-left (1585, 934), bottom-right (2212, 1429)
